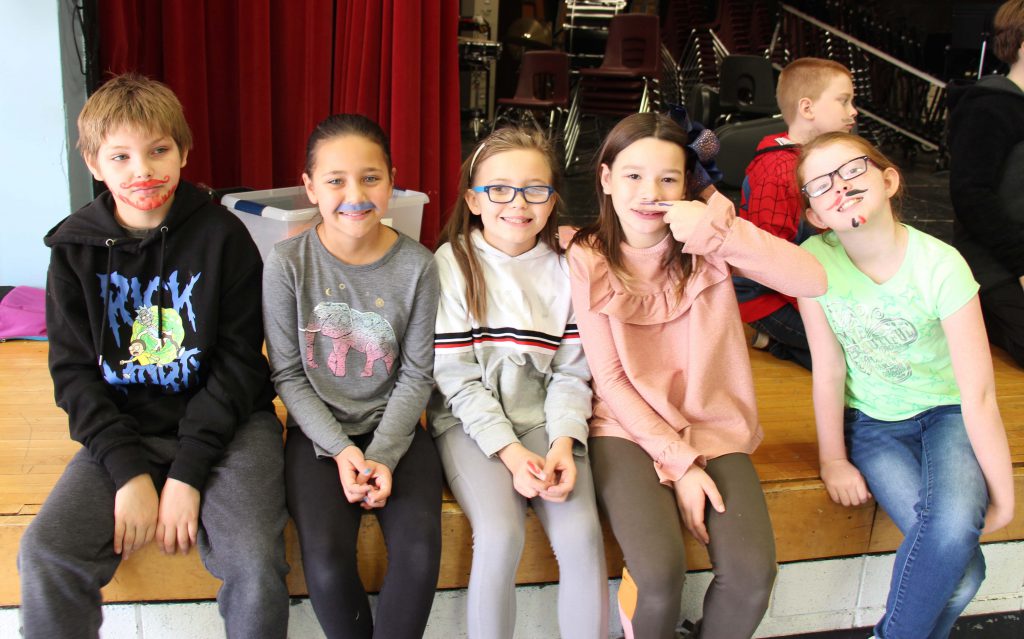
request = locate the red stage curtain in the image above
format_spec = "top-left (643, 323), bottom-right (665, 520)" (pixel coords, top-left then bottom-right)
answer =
top-left (98, 0), bottom-right (459, 247)
top-left (333, 0), bottom-right (461, 248)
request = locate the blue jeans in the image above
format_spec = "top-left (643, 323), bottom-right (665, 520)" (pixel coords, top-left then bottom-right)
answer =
top-left (845, 405), bottom-right (988, 639)
top-left (749, 303), bottom-right (812, 370)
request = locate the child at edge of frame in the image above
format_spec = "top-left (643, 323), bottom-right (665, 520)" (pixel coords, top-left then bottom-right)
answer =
top-left (797, 131), bottom-right (1015, 638)
top-left (18, 73), bottom-right (290, 639)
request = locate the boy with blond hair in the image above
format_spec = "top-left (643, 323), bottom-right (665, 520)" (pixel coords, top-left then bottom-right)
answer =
top-left (18, 74), bottom-right (289, 638)
top-left (736, 57), bottom-right (858, 369)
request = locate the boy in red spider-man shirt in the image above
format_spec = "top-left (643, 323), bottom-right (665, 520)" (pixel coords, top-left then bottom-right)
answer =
top-left (736, 57), bottom-right (856, 369)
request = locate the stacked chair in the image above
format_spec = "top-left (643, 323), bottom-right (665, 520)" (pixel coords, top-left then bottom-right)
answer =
top-left (576, 13), bottom-right (662, 117)
top-left (560, 0), bottom-right (628, 69)
top-left (491, 51), bottom-right (579, 169)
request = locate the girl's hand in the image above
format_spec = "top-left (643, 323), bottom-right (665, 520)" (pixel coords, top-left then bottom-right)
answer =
top-left (982, 497), bottom-right (1015, 535)
top-left (539, 437), bottom-right (577, 503)
top-left (360, 460), bottom-right (393, 510)
top-left (661, 200), bottom-right (709, 244)
top-left (672, 465), bottom-right (725, 545)
top-left (498, 442), bottom-right (551, 499)
top-left (819, 458), bottom-right (872, 506)
top-left (334, 445), bottom-right (373, 504)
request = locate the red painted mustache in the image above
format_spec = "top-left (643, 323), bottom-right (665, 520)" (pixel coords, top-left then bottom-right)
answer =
top-left (120, 176), bottom-right (171, 190)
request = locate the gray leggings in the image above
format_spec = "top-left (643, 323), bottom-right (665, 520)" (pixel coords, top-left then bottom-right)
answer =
top-left (18, 412), bottom-right (290, 639)
top-left (436, 426), bottom-right (609, 639)
top-left (590, 437), bottom-right (777, 639)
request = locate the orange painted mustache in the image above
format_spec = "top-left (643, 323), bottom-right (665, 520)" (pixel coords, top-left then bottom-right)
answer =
top-left (120, 176), bottom-right (171, 190)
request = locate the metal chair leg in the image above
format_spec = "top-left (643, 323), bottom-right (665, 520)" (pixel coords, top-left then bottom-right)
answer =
top-left (563, 85), bottom-right (582, 171)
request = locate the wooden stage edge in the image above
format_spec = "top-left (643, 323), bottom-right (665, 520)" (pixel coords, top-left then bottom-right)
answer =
top-left (0, 340), bottom-right (1021, 605)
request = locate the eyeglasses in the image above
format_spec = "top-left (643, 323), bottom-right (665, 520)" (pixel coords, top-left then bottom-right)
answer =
top-left (471, 184), bottom-right (555, 204)
top-left (801, 156), bottom-right (873, 199)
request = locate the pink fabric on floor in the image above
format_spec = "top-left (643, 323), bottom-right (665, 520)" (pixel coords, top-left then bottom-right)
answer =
top-left (0, 286), bottom-right (46, 339)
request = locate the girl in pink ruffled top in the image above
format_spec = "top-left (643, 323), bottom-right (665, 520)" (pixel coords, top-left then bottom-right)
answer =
top-left (566, 112), bottom-right (827, 639)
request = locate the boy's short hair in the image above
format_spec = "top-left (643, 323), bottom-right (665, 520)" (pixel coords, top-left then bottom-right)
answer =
top-left (994, 0), bottom-right (1024, 64)
top-left (776, 58), bottom-right (853, 124)
top-left (77, 73), bottom-right (193, 162)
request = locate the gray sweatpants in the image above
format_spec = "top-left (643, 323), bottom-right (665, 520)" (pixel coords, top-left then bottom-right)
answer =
top-left (436, 426), bottom-right (609, 639)
top-left (591, 438), bottom-right (777, 639)
top-left (18, 411), bottom-right (290, 639)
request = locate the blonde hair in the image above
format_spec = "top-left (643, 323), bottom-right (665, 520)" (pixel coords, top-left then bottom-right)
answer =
top-left (796, 132), bottom-right (904, 232)
top-left (77, 73), bottom-right (193, 162)
top-left (569, 112), bottom-right (697, 301)
top-left (776, 58), bottom-right (853, 124)
top-left (438, 127), bottom-right (565, 321)
top-left (994, 0), bottom-right (1024, 64)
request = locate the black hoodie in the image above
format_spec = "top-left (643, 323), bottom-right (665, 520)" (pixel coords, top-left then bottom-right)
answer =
top-left (948, 74), bottom-right (1024, 290)
top-left (43, 181), bottom-right (276, 491)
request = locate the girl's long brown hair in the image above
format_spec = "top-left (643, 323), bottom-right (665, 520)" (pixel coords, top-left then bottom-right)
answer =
top-left (438, 127), bottom-right (567, 321)
top-left (569, 112), bottom-right (698, 300)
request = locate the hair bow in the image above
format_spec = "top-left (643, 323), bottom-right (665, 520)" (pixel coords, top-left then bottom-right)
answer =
top-left (666, 104), bottom-right (722, 193)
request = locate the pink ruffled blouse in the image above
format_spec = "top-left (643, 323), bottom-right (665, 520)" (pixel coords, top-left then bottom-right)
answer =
top-left (567, 193), bottom-right (826, 483)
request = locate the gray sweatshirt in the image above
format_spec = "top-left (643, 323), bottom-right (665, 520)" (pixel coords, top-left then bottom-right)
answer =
top-left (428, 231), bottom-right (592, 457)
top-left (263, 228), bottom-right (439, 470)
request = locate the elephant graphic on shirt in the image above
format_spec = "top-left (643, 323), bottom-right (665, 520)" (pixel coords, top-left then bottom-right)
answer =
top-left (303, 302), bottom-right (397, 377)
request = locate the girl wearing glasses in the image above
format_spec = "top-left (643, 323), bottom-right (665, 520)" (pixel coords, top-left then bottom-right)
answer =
top-left (566, 112), bottom-right (826, 638)
top-left (263, 114), bottom-right (443, 638)
top-left (797, 132), bottom-right (1014, 638)
top-left (428, 127), bottom-right (608, 638)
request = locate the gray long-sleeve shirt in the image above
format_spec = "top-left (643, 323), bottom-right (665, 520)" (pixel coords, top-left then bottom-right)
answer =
top-left (263, 228), bottom-right (439, 470)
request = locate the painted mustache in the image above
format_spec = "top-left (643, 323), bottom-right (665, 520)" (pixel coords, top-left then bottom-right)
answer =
top-left (337, 202), bottom-right (376, 212)
top-left (826, 188), bottom-right (869, 212)
top-left (639, 201), bottom-right (672, 207)
top-left (120, 176), bottom-right (171, 190)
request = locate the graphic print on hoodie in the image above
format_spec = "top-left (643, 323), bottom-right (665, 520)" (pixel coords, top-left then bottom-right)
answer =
top-left (43, 180), bottom-right (275, 490)
top-left (99, 271), bottom-right (201, 391)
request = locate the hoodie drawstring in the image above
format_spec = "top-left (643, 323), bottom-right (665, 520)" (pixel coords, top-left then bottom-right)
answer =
top-left (158, 226), bottom-right (168, 340)
top-left (98, 239), bottom-right (116, 367)
top-left (97, 228), bottom-right (169, 369)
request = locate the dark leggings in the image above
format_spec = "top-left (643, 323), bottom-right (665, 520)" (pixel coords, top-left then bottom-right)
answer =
top-left (590, 438), bottom-right (777, 639)
top-left (285, 426), bottom-right (442, 639)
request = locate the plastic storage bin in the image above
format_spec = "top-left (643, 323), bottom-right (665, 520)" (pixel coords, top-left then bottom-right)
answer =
top-left (222, 186), bottom-right (429, 259)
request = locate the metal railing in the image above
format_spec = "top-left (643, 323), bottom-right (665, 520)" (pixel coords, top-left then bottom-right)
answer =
top-left (678, 27), bottom-right (730, 106)
top-left (770, 3), bottom-right (948, 152)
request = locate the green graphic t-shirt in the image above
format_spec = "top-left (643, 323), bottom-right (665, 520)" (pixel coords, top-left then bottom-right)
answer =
top-left (802, 226), bottom-right (979, 420)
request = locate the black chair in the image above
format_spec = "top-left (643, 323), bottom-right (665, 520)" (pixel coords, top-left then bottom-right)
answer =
top-left (713, 115), bottom-right (787, 190)
top-left (493, 51), bottom-right (572, 130)
top-left (717, 54), bottom-right (779, 122)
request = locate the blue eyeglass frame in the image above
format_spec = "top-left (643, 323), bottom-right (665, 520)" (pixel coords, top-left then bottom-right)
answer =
top-left (471, 184), bottom-right (556, 204)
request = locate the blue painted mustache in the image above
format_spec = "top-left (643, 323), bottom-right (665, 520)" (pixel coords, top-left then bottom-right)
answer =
top-left (337, 202), bottom-right (375, 212)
